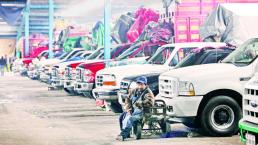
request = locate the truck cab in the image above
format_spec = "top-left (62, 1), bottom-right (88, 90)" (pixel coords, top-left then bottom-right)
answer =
top-left (157, 38), bottom-right (258, 136)
top-left (15, 50), bottom-right (49, 75)
top-left (118, 46), bottom-right (234, 112)
top-left (37, 48), bottom-right (85, 83)
top-left (93, 42), bottom-right (228, 112)
top-left (50, 51), bottom-right (93, 88)
top-left (64, 44), bottom-right (131, 95)
top-left (74, 41), bottom-right (164, 97)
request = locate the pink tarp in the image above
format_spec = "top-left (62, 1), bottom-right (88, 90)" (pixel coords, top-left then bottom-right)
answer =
top-left (127, 8), bottom-right (160, 43)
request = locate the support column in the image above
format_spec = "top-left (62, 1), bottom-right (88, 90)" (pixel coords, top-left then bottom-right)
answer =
top-left (104, 0), bottom-right (111, 61)
top-left (48, 0), bottom-right (54, 58)
top-left (16, 33), bottom-right (20, 58)
top-left (24, 6), bottom-right (29, 58)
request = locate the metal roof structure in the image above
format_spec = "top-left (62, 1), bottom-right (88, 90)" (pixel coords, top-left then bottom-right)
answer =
top-left (0, 0), bottom-right (72, 39)
top-left (0, 0), bottom-right (163, 39)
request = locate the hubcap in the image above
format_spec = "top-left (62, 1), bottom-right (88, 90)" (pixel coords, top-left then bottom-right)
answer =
top-left (210, 105), bottom-right (234, 131)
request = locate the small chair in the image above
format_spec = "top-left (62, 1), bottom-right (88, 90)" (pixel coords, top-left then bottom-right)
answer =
top-left (132, 100), bottom-right (171, 140)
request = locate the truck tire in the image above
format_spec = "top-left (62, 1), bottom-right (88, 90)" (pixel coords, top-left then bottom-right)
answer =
top-left (160, 120), bottom-right (171, 134)
top-left (200, 95), bottom-right (242, 136)
top-left (82, 92), bottom-right (95, 99)
top-left (110, 101), bottom-right (123, 113)
top-left (64, 88), bottom-right (78, 96)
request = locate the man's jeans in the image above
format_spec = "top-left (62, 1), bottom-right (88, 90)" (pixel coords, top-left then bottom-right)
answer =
top-left (0, 65), bottom-right (4, 76)
top-left (119, 109), bottom-right (143, 138)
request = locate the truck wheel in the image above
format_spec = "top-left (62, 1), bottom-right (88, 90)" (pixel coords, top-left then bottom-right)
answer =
top-left (64, 88), bottom-right (78, 96)
top-left (160, 120), bottom-right (171, 134)
top-left (110, 101), bottom-right (123, 113)
top-left (82, 92), bottom-right (95, 99)
top-left (200, 96), bottom-right (242, 136)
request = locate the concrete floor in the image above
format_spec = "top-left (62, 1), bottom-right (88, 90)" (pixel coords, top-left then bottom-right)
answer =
top-left (0, 75), bottom-right (243, 145)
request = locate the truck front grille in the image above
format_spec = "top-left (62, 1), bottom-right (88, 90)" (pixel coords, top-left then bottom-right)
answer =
top-left (243, 88), bottom-right (258, 124)
top-left (120, 80), bottom-right (130, 94)
top-left (76, 68), bottom-right (83, 82)
top-left (159, 76), bottom-right (178, 98)
top-left (120, 81), bottom-right (130, 90)
top-left (96, 75), bottom-right (104, 87)
top-left (64, 67), bottom-right (72, 79)
top-left (52, 67), bottom-right (58, 78)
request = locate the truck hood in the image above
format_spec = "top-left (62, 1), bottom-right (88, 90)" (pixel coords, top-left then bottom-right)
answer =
top-left (162, 63), bottom-right (240, 79)
top-left (37, 58), bottom-right (60, 67)
top-left (55, 59), bottom-right (86, 69)
top-left (97, 64), bottom-right (171, 84)
top-left (161, 63), bottom-right (253, 95)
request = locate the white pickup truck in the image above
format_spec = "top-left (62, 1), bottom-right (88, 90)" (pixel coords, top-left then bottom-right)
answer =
top-left (36, 48), bottom-right (85, 83)
top-left (93, 42), bottom-right (227, 111)
top-left (157, 38), bottom-right (258, 136)
top-left (239, 74), bottom-right (258, 144)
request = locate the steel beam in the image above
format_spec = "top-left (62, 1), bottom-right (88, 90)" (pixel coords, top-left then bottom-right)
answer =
top-left (30, 4), bottom-right (65, 9)
top-left (104, 0), bottom-right (111, 61)
top-left (24, 5), bottom-right (30, 58)
top-left (48, 0), bottom-right (54, 58)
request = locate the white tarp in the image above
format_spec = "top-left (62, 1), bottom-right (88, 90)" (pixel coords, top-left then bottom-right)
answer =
top-left (200, 3), bottom-right (258, 46)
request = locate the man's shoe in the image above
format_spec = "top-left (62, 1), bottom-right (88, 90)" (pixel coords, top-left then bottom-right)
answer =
top-left (116, 135), bottom-right (125, 141)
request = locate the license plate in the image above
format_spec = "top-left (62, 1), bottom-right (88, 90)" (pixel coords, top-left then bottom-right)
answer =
top-left (246, 133), bottom-right (256, 145)
top-left (156, 109), bottom-right (164, 114)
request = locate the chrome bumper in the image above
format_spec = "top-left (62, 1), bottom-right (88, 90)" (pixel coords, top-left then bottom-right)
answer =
top-left (74, 82), bottom-right (94, 93)
top-left (92, 88), bottom-right (119, 101)
top-left (51, 77), bottom-right (64, 87)
top-left (39, 72), bottom-right (50, 83)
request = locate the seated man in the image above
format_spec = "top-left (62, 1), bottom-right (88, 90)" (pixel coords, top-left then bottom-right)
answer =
top-left (117, 76), bottom-right (155, 141)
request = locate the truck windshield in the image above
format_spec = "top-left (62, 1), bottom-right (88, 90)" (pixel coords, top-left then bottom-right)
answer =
top-left (58, 52), bottom-right (69, 59)
top-left (147, 46), bottom-right (174, 65)
top-left (222, 38), bottom-right (258, 66)
top-left (117, 43), bottom-right (142, 59)
top-left (87, 47), bottom-right (104, 60)
top-left (117, 44), bottom-right (160, 60)
top-left (175, 50), bottom-right (209, 68)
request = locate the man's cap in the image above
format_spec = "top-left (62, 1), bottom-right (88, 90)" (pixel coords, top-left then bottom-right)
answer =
top-left (136, 76), bottom-right (147, 85)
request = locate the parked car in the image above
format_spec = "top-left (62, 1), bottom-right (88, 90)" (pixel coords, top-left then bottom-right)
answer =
top-left (73, 41), bottom-right (165, 97)
top-left (157, 38), bottom-right (258, 136)
top-left (27, 50), bottom-right (64, 79)
top-left (37, 48), bottom-right (85, 83)
top-left (13, 50), bottom-right (49, 74)
top-left (118, 46), bottom-right (234, 112)
top-left (93, 42), bottom-right (228, 112)
top-left (50, 51), bottom-right (93, 88)
top-left (239, 74), bottom-right (258, 145)
top-left (64, 44), bottom-right (131, 95)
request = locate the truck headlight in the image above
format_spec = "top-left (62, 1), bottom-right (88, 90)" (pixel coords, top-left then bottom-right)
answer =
top-left (58, 69), bottom-right (65, 77)
top-left (129, 82), bottom-right (138, 89)
top-left (83, 69), bottom-right (94, 83)
top-left (103, 75), bottom-right (116, 86)
top-left (178, 81), bottom-right (195, 96)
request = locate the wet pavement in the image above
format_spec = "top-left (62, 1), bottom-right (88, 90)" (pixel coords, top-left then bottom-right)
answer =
top-left (0, 75), bottom-right (243, 145)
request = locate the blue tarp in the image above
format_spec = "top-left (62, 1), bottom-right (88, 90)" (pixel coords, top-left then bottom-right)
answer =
top-left (0, 1), bottom-right (26, 26)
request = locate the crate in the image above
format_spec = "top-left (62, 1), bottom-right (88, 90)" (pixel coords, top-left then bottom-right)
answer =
top-left (174, 0), bottom-right (258, 42)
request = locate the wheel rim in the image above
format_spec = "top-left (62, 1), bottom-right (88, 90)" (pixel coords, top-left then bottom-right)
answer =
top-left (210, 105), bottom-right (235, 131)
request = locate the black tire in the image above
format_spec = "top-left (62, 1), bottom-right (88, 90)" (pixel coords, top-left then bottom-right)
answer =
top-left (183, 120), bottom-right (200, 128)
top-left (82, 92), bottom-right (95, 99)
top-left (160, 120), bottom-right (171, 134)
top-left (64, 88), bottom-right (78, 96)
top-left (109, 101), bottom-right (123, 113)
top-left (200, 95), bottom-right (242, 137)
top-left (134, 123), bottom-right (142, 140)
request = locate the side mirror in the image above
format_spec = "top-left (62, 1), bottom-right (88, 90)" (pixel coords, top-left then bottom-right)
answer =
top-left (145, 56), bottom-right (150, 61)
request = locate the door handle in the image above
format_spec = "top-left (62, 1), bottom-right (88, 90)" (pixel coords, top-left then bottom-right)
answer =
top-left (240, 77), bottom-right (251, 81)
